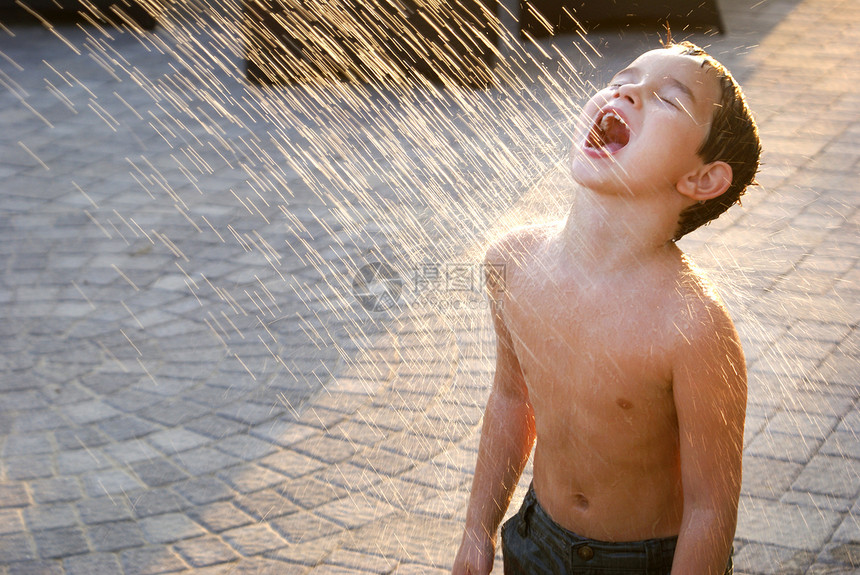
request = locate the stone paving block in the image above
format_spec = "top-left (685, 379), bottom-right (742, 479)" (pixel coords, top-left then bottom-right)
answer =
top-left (393, 562), bottom-right (449, 574)
top-left (838, 410), bottom-right (860, 434)
top-left (83, 469), bottom-right (142, 498)
top-left (78, 372), bottom-right (131, 396)
top-left (53, 426), bottom-right (110, 451)
top-left (0, 389), bottom-right (49, 412)
top-left (29, 478), bottom-right (83, 505)
top-left (147, 428), bottom-right (211, 456)
top-left (172, 477), bottom-right (234, 506)
top-left (410, 489), bottom-right (467, 521)
top-left (171, 446), bottom-right (241, 477)
top-left (821, 431), bottom-right (860, 460)
top-left (813, 541), bottom-right (860, 571)
top-left (280, 476), bottom-right (349, 511)
top-left (187, 501), bottom-right (254, 533)
top-left (22, 503), bottom-right (78, 532)
top-left (764, 410), bottom-right (839, 440)
top-left (103, 439), bottom-right (162, 465)
top-left (87, 519), bottom-right (147, 552)
top-left (56, 448), bottom-right (112, 475)
top-left (315, 494), bottom-right (398, 530)
top-left (327, 419), bottom-right (386, 447)
top-left (78, 495), bottom-right (134, 525)
top-left (352, 446), bottom-right (415, 477)
top-left (250, 420), bottom-right (318, 448)
top-left (736, 496), bottom-right (842, 550)
top-left (318, 462), bottom-right (386, 494)
top-left (139, 513), bottom-right (206, 545)
top-left (2, 434), bottom-right (54, 457)
top-left (5, 455), bottom-right (53, 481)
top-left (105, 389), bottom-right (164, 414)
top-left (426, 400), bottom-right (484, 427)
top-left (819, 353), bottom-right (860, 388)
top-left (12, 409), bottom-right (70, 433)
top-left (121, 546), bottom-right (188, 575)
top-left (309, 393), bottom-right (373, 418)
top-left (266, 537), bottom-right (340, 568)
top-left (233, 488), bottom-right (300, 521)
top-left (399, 461), bottom-right (471, 491)
top-left (130, 487), bottom-right (190, 518)
top-left (0, 508), bottom-right (25, 536)
top-left (734, 542), bottom-right (815, 575)
top-left (64, 400), bottom-right (123, 425)
top-left (5, 560), bottom-right (64, 575)
top-left (221, 523), bottom-right (289, 556)
top-left (792, 454), bottom-right (860, 499)
top-left (308, 565), bottom-right (368, 574)
top-left (32, 526), bottom-right (89, 560)
top-left (780, 490), bottom-right (854, 515)
top-left (214, 434), bottom-right (278, 461)
top-left (259, 449), bottom-right (327, 479)
top-left (0, 531), bottom-right (36, 562)
top-left (298, 406), bottom-right (350, 431)
top-left (376, 433), bottom-right (448, 462)
top-left (348, 515), bottom-right (460, 567)
top-left (781, 390), bottom-right (855, 417)
top-left (63, 552), bottom-right (124, 575)
top-left (183, 414), bottom-right (245, 439)
top-left (131, 459), bottom-right (190, 488)
top-left (218, 464), bottom-right (288, 494)
top-left (294, 435), bottom-right (359, 465)
top-left (223, 556), bottom-right (309, 574)
top-left (833, 513), bottom-right (860, 543)
top-left (218, 401), bottom-right (284, 427)
top-left (270, 511), bottom-right (342, 545)
top-left (173, 535), bottom-right (240, 567)
top-left (140, 400), bottom-right (210, 427)
top-left (97, 415), bottom-right (160, 441)
top-left (745, 431), bottom-right (821, 464)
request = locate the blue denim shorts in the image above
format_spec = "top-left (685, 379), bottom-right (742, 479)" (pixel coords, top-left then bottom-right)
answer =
top-left (501, 484), bottom-right (733, 574)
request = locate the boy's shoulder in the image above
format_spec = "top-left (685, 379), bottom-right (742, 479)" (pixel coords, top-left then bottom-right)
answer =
top-left (484, 222), bottom-right (559, 266)
top-left (670, 256), bottom-right (740, 347)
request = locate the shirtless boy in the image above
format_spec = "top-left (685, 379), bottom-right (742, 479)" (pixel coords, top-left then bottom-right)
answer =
top-left (453, 42), bottom-right (760, 575)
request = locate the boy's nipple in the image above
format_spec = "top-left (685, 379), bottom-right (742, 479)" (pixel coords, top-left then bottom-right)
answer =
top-left (616, 397), bottom-right (634, 410)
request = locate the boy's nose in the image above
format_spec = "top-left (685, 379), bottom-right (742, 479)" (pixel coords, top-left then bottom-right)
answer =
top-left (613, 83), bottom-right (641, 107)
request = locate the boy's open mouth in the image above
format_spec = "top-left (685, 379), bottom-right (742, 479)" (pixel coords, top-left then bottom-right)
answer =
top-left (585, 109), bottom-right (630, 154)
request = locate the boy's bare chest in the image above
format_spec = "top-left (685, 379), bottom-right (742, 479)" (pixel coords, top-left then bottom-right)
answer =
top-left (503, 269), bottom-right (676, 413)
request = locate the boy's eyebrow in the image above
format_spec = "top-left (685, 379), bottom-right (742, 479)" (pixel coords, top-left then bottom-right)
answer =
top-left (612, 66), bottom-right (697, 102)
top-left (664, 77), bottom-right (697, 103)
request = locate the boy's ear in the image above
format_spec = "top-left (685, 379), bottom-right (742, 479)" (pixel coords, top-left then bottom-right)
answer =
top-left (676, 161), bottom-right (733, 202)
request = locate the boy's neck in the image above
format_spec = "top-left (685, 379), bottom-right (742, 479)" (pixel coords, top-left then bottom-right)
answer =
top-left (559, 188), bottom-right (684, 274)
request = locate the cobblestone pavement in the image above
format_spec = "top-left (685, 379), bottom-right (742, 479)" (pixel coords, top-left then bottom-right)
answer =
top-left (1, 0), bottom-right (858, 573)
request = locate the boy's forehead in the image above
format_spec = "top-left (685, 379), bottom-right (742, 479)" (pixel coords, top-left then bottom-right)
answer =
top-left (623, 49), bottom-right (721, 98)
top-left (627, 48), bottom-right (706, 72)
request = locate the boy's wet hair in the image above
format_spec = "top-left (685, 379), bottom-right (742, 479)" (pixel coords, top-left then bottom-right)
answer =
top-left (668, 41), bottom-right (761, 241)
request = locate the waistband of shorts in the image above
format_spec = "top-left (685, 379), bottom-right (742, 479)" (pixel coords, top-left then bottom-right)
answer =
top-left (522, 483), bottom-right (678, 571)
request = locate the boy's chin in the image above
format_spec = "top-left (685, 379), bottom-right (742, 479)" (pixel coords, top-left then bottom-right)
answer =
top-left (569, 155), bottom-right (611, 188)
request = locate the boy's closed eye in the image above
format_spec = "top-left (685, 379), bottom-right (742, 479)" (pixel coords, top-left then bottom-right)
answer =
top-left (655, 92), bottom-right (680, 108)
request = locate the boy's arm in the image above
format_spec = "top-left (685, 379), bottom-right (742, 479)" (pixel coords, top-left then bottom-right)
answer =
top-left (452, 252), bottom-right (536, 575)
top-left (671, 303), bottom-right (747, 575)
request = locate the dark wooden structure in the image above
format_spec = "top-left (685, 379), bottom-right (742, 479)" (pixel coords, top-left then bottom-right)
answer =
top-left (519, 0), bottom-right (724, 37)
top-left (243, 0), bottom-right (499, 88)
